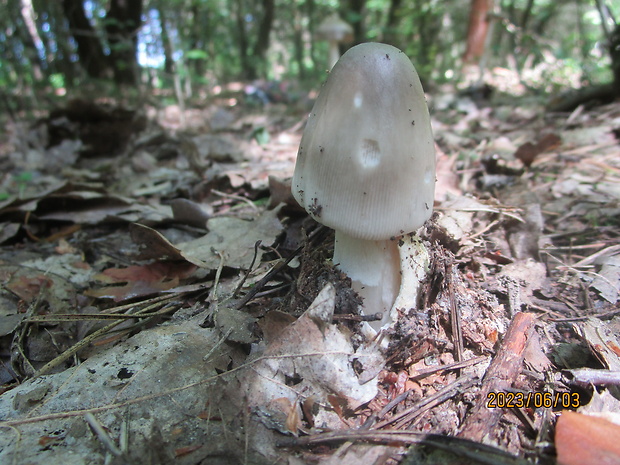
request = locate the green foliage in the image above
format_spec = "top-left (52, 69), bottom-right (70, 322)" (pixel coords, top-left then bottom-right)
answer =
top-left (49, 73), bottom-right (65, 89)
top-left (0, 0), bottom-right (616, 103)
top-left (185, 49), bottom-right (208, 60)
top-left (0, 172), bottom-right (34, 200)
top-left (252, 126), bottom-right (270, 146)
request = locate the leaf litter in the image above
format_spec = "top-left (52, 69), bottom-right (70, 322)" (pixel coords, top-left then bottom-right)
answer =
top-left (0, 93), bottom-right (618, 464)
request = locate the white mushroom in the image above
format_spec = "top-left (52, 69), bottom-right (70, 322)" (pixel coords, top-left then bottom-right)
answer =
top-left (316, 14), bottom-right (353, 70)
top-left (292, 43), bottom-right (435, 331)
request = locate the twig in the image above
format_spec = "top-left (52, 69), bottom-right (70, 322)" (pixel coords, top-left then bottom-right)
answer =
top-left (280, 430), bottom-right (531, 465)
top-left (361, 389), bottom-right (411, 430)
top-left (571, 244), bottom-right (620, 268)
top-left (447, 263), bottom-right (464, 363)
top-left (234, 226), bottom-right (329, 309)
top-left (211, 189), bottom-right (259, 211)
top-left (11, 291), bottom-right (47, 376)
top-left (458, 312), bottom-right (536, 442)
top-left (84, 412), bottom-right (123, 457)
top-left (409, 355), bottom-right (488, 381)
top-left (232, 240), bottom-right (261, 298)
top-left (550, 305), bottom-right (620, 322)
top-left (566, 368), bottom-right (620, 386)
top-left (208, 249), bottom-right (226, 303)
top-left (373, 374), bottom-right (478, 430)
top-left (234, 251), bottom-right (297, 309)
top-left (33, 297), bottom-right (178, 377)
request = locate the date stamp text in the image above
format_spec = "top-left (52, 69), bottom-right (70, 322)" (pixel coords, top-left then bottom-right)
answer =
top-left (487, 391), bottom-right (581, 409)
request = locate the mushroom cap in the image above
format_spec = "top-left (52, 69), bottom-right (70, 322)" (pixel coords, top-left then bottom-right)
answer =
top-left (292, 43), bottom-right (436, 241)
top-left (316, 13), bottom-right (353, 42)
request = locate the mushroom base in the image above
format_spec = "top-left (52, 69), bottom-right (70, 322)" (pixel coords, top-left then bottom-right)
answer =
top-left (333, 231), bottom-right (401, 330)
top-left (334, 231), bottom-right (430, 332)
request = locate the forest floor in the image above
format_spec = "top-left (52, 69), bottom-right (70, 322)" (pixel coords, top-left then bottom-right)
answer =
top-left (0, 84), bottom-right (619, 465)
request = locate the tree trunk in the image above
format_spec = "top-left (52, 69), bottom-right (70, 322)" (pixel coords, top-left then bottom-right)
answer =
top-left (62, 0), bottom-right (110, 79)
top-left (188, 1), bottom-right (208, 78)
top-left (345, 0), bottom-right (365, 45)
top-left (520, 0), bottom-right (534, 30)
top-left (253, 0), bottom-right (274, 59)
top-left (105, 0), bottom-right (143, 85)
top-left (462, 0), bottom-right (493, 64)
top-left (158, 4), bottom-right (175, 75)
top-left (249, 0), bottom-right (275, 79)
top-left (383, 0), bottom-right (403, 48)
top-left (235, 0), bottom-right (251, 79)
top-left (19, 0), bottom-right (45, 81)
top-left (235, 0), bottom-right (274, 80)
top-left (293, 11), bottom-right (306, 79)
top-left (611, 24), bottom-right (620, 96)
top-left (306, 0), bottom-right (318, 71)
top-left (48, 1), bottom-right (79, 84)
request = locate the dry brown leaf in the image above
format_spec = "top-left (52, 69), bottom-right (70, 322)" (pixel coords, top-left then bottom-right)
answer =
top-left (85, 262), bottom-right (196, 301)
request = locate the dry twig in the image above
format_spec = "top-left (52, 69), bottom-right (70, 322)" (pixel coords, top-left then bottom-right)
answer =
top-left (458, 312), bottom-right (536, 442)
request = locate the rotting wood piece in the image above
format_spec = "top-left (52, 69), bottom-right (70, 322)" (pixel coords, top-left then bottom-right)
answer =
top-left (458, 311), bottom-right (536, 443)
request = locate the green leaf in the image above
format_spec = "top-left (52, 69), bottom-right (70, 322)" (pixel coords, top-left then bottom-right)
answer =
top-left (186, 49), bottom-right (208, 60)
top-left (252, 127), bottom-right (270, 146)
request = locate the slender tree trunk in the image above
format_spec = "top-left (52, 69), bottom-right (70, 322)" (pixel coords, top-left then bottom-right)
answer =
top-left (235, 0), bottom-right (251, 79)
top-left (158, 5), bottom-right (175, 75)
top-left (188, 1), bottom-right (208, 78)
top-left (62, 0), bottom-right (110, 79)
top-left (610, 24), bottom-right (620, 96)
top-left (19, 0), bottom-right (46, 80)
top-left (383, 0), bottom-right (403, 47)
top-left (345, 0), bottom-right (365, 45)
top-left (306, 0), bottom-right (318, 71)
top-left (520, 0), bottom-right (534, 30)
top-left (293, 10), bottom-right (306, 79)
top-left (48, 1), bottom-right (79, 84)
top-left (105, 0), bottom-right (142, 85)
top-left (594, 0), bottom-right (613, 40)
top-left (253, 0), bottom-right (274, 59)
top-left (463, 0), bottom-right (493, 64)
top-left (249, 0), bottom-right (275, 79)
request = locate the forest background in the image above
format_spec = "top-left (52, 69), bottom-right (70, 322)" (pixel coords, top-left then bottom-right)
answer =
top-left (2, 0), bottom-right (619, 111)
top-left (1, 1), bottom-right (620, 464)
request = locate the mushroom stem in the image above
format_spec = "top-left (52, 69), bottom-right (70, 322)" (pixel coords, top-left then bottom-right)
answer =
top-left (333, 231), bottom-right (401, 329)
top-left (334, 230), bottom-right (430, 331)
top-left (327, 40), bottom-right (341, 69)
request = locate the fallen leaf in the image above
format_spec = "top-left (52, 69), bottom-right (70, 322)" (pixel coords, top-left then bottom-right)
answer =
top-left (85, 261), bottom-right (196, 301)
top-left (245, 284), bottom-right (381, 433)
top-left (177, 206), bottom-right (283, 270)
top-left (555, 411), bottom-right (620, 465)
top-left (592, 255), bottom-right (620, 303)
top-left (514, 133), bottom-right (561, 167)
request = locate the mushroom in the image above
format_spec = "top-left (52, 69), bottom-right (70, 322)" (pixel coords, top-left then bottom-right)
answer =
top-left (316, 14), bottom-right (353, 70)
top-left (292, 43), bottom-right (435, 331)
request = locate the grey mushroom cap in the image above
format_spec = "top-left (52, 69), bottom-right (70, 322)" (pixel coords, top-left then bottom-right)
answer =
top-left (316, 14), bottom-right (353, 42)
top-left (292, 42), bottom-right (436, 241)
